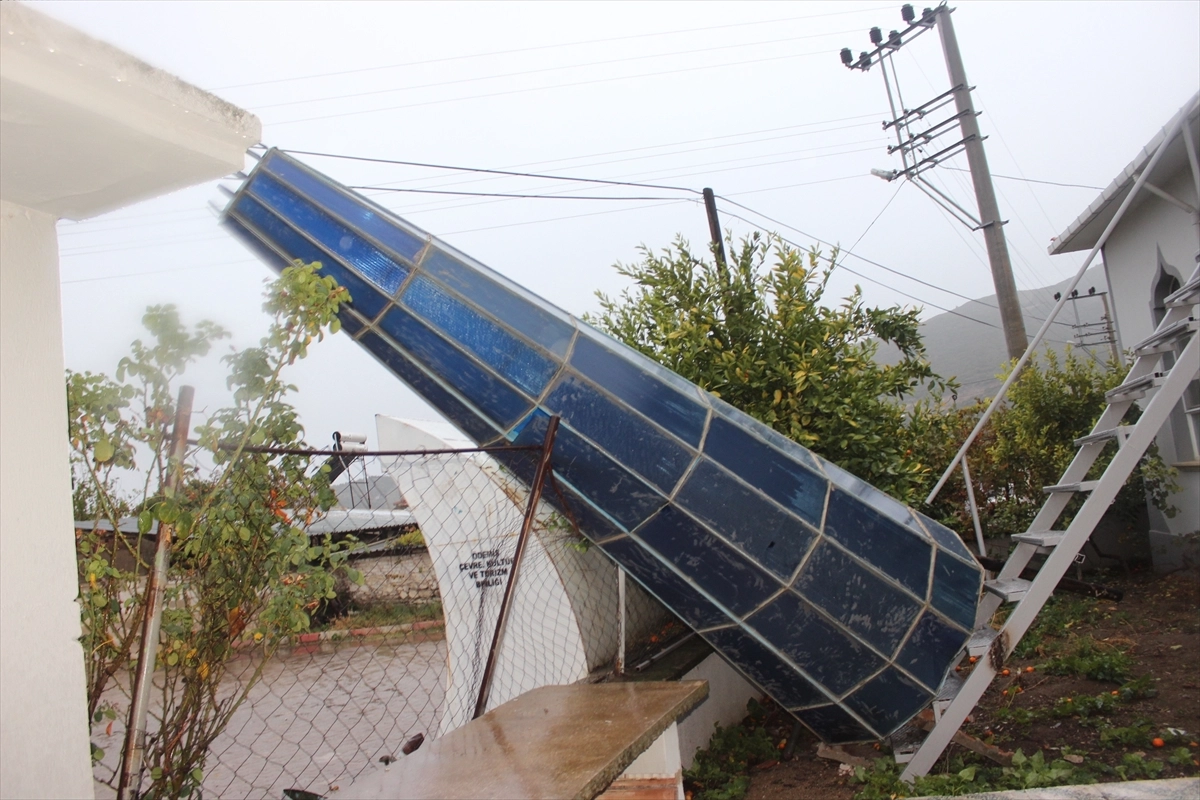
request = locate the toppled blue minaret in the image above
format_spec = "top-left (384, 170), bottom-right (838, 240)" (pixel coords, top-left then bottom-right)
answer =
top-left (222, 149), bottom-right (982, 743)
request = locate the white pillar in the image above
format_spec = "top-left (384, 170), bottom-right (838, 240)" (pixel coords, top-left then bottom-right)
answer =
top-left (0, 199), bottom-right (95, 799)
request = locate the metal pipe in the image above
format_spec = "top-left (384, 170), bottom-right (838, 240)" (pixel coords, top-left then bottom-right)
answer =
top-left (616, 568), bottom-right (627, 676)
top-left (472, 416), bottom-right (560, 719)
top-left (960, 456), bottom-right (987, 558)
top-left (117, 385), bottom-right (194, 799)
top-left (925, 95), bottom-right (1199, 506)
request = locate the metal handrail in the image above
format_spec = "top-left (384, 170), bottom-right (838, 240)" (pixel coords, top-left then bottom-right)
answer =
top-left (926, 94), bottom-right (1200, 507)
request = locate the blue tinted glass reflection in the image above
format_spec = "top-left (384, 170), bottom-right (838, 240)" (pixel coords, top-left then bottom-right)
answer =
top-left (358, 331), bottom-right (502, 444)
top-left (403, 276), bottom-right (558, 397)
top-left (231, 194), bottom-right (389, 320)
top-left (635, 506), bottom-right (779, 617)
top-left (844, 668), bottom-right (932, 736)
top-left (675, 458), bottom-right (815, 581)
top-left (421, 248), bottom-right (575, 357)
top-left (703, 416), bottom-right (827, 528)
top-left (931, 551), bottom-right (981, 630)
top-left (897, 612), bottom-right (968, 692)
top-left (264, 154), bottom-right (426, 262)
top-left (601, 537), bottom-right (727, 629)
top-left (378, 307), bottom-right (532, 429)
top-left (544, 373), bottom-right (693, 493)
top-left (249, 172), bottom-right (408, 295)
top-left (704, 628), bottom-right (827, 709)
top-left (919, 512), bottom-right (977, 563)
top-left (747, 591), bottom-right (885, 695)
top-left (568, 335), bottom-right (707, 447)
top-left (824, 489), bottom-right (932, 597)
top-left (795, 705), bottom-right (876, 744)
top-left (794, 542), bottom-right (922, 656)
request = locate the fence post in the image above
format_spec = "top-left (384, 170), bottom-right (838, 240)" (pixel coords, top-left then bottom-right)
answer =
top-left (472, 416), bottom-right (560, 719)
top-left (117, 385), bottom-right (194, 799)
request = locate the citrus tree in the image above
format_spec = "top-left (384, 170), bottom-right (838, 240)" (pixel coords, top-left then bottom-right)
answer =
top-left (590, 233), bottom-right (951, 505)
top-left (70, 261), bottom-right (357, 798)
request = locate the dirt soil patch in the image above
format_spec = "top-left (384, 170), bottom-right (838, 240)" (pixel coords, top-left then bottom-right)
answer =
top-left (707, 567), bottom-right (1200, 800)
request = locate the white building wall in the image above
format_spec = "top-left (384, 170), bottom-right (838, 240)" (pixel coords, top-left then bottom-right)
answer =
top-left (0, 199), bottom-right (96, 799)
top-left (1101, 167), bottom-right (1200, 561)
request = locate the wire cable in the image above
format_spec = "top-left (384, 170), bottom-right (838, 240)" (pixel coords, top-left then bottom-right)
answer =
top-left (211, 4), bottom-right (893, 91)
top-left (281, 149), bottom-right (700, 194)
top-left (348, 186), bottom-right (681, 201)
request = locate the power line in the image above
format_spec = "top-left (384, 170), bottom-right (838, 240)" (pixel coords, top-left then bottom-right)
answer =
top-left (942, 166), bottom-right (1102, 191)
top-left (281, 149), bottom-right (701, 194)
top-left (349, 186), bottom-right (681, 201)
top-left (269, 48), bottom-right (836, 127)
top-left (849, 181), bottom-right (904, 252)
top-left (715, 197), bottom-right (1075, 343)
top-left (212, 5), bottom-right (893, 91)
top-left (250, 30), bottom-right (864, 112)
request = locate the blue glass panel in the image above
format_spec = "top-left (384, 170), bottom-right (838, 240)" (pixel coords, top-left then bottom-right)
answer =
top-left (747, 591), bottom-right (885, 695)
top-left (358, 331), bottom-right (503, 445)
top-left (511, 412), bottom-right (666, 531)
top-left (223, 217), bottom-right (289, 271)
top-left (421, 248), bottom-right (575, 357)
top-left (918, 512), bottom-right (977, 563)
top-left (675, 459), bottom-right (815, 581)
top-left (794, 704), bottom-right (877, 744)
top-left (703, 416), bottom-right (827, 528)
top-left (568, 335), bottom-right (707, 447)
top-left (378, 307), bottom-right (532, 429)
top-left (708, 396), bottom-right (821, 472)
top-left (263, 154), bottom-right (426, 263)
top-left (402, 276), bottom-right (558, 397)
top-left (230, 194), bottom-right (389, 320)
top-left (931, 551), bottom-right (981, 630)
top-left (704, 628), bottom-right (827, 710)
top-left (337, 309), bottom-right (365, 337)
top-left (823, 460), bottom-right (925, 538)
top-left (824, 489), bottom-right (932, 598)
top-left (544, 373), bottom-right (693, 493)
top-left (634, 506), bottom-right (779, 618)
top-left (844, 668), bottom-right (932, 736)
top-left (249, 172), bottom-right (409, 295)
top-left (601, 537), bottom-right (727, 629)
top-left (794, 542), bottom-right (922, 657)
top-left (545, 477), bottom-right (628, 542)
top-left (897, 612), bottom-right (968, 692)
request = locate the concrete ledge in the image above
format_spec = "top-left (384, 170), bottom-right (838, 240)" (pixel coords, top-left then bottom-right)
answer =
top-left (347, 681), bottom-right (708, 799)
top-left (927, 777), bottom-right (1200, 800)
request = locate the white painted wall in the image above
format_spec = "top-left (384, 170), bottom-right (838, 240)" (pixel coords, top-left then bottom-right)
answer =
top-left (0, 199), bottom-right (95, 799)
top-left (1101, 165), bottom-right (1200, 566)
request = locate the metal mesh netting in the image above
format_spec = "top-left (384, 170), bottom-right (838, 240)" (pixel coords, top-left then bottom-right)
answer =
top-left (90, 444), bottom-right (675, 798)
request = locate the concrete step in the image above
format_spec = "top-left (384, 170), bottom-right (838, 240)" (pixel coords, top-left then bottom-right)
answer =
top-left (1012, 530), bottom-right (1066, 551)
top-left (1132, 317), bottom-right (1197, 355)
top-left (1074, 426), bottom-right (1134, 447)
top-left (1043, 481), bottom-right (1098, 494)
top-left (1106, 372), bottom-right (1165, 402)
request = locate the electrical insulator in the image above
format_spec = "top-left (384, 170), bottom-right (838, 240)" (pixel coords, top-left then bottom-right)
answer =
top-left (870, 26), bottom-right (883, 45)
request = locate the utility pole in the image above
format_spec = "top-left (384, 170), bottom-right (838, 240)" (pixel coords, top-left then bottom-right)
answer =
top-left (842, 4), bottom-right (1029, 361)
top-left (933, 6), bottom-right (1027, 361)
top-left (702, 188), bottom-right (728, 270)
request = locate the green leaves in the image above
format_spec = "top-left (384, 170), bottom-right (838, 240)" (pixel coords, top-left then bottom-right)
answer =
top-left (590, 233), bottom-right (947, 505)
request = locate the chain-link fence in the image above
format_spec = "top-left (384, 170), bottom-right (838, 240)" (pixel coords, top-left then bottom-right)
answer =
top-left (90, 439), bottom-right (676, 798)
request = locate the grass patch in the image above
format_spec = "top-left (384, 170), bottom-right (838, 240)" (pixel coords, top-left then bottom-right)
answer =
top-left (1041, 637), bottom-right (1133, 683)
top-left (852, 749), bottom-right (1096, 798)
top-left (683, 700), bottom-right (778, 800)
top-left (1010, 595), bottom-right (1102, 659)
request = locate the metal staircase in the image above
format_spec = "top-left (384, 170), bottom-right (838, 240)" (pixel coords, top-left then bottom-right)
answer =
top-left (897, 263), bottom-right (1200, 780)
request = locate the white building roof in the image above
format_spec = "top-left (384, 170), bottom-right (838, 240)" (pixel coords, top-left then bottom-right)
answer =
top-left (0, 2), bottom-right (261, 220)
top-left (1048, 92), bottom-right (1199, 255)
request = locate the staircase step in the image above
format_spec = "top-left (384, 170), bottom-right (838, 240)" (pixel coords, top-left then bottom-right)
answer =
top-left (967, 628), bottom-right (999, 657)
top-left (1132, 317), bottom-right (1197, 355)
top-left (1012, 530), bottom-right (1066, 549)
top-left (1164, 275), bottom-right (1200, 308)
top-left (1043, 481), bottom-right (1098, 494)
top-left (984, 577), bottom-right (1031, 602)
top-left (1106, 373), bottom-right (1165, 402)
top-left (1074, 426), bottom-right (1134, 447)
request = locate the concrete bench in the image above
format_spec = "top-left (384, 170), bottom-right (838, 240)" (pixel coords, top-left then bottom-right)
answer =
top-left (346, 681), bottom-right (708, 800)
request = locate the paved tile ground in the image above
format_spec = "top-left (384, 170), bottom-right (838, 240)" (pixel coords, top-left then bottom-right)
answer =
top-left (92, 636), bottom-right (447, 798)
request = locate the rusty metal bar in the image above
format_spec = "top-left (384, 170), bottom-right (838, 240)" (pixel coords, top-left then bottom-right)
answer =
top-left (117, 385), bottom-right (194, 799)
top-left (472, 416), bottom-right (560, 720)
top-left (218, 443), bottom-right (539, 457)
